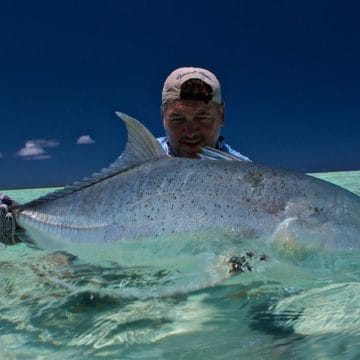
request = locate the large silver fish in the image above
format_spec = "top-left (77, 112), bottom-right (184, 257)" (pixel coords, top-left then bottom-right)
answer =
top-left (6, 113), bottom-right (360, 265)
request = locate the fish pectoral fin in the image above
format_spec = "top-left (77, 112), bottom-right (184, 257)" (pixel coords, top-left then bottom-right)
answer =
top-left (269, 217), bottom-right (307, 257)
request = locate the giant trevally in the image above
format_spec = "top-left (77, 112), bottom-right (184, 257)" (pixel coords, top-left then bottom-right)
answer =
top-left (2, 113), bottom-right (360, 270)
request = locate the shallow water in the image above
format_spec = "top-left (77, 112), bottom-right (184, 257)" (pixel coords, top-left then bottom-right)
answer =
top-left (0, 171), bottom-right (359, 359)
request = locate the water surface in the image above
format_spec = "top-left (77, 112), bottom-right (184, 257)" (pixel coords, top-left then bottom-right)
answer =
top-left (0, 171), bottom-right (359, 359)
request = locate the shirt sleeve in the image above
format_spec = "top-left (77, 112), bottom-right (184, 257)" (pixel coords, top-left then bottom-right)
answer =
top-left (223, 144), bottom-right (251, 162)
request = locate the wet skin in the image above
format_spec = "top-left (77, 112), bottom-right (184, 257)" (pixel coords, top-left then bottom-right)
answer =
top-left (162, 99), bottom-right (224, 158)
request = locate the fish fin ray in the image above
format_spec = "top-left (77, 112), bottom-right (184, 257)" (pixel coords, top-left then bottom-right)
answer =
top-left (114, 112), bottom-right (167, 166)
top-left (200, 147), bottom-right (242, 161)
top-left (18, 112), bottom-right (167, 209)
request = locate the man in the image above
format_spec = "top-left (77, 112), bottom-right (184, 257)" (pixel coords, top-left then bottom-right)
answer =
top-left (157, 67), bottom-right (250, 161)
top-left (1, 67), bottom-right (250, 244)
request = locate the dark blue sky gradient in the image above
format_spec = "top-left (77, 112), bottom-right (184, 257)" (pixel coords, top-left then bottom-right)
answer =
top-left (0, 0), bottom-right (359, 188)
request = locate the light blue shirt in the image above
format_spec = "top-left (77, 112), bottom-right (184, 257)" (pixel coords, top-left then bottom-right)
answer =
top-left (156, 136), bottom-right (251, 162)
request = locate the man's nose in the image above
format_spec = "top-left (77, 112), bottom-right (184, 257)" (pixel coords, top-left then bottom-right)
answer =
top-left (184, 120), bottom-right (198, 137)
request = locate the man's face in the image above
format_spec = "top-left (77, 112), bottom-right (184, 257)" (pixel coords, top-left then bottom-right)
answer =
top-left (162, 100), bottom-right (224, 158)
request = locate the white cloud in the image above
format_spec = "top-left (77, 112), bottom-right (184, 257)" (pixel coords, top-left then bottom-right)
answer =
top-left (17, 141), bottom-right (45, 157)
top-left (32, 139), bottom-right (60, 148)
top-left (24, 154), bottom-right (51, 161)
top-left (15, 139), bottom-right (60, 160)
top-left (76, 135), bottom-right (95, 144)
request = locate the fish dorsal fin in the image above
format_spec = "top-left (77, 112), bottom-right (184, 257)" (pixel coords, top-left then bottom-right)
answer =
top-left (199, 146), bottom-right (242, 161)
top-left (18, 112), bottom-right (167, 209)
top-left (115, 112), bottom-right (166, 165)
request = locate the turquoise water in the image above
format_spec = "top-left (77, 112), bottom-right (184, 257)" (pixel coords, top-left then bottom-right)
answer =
top-left (0, 171), bottom-right (359, 359)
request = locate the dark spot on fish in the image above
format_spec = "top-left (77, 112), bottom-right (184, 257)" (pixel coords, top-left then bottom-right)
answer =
top-left (243, 171), bottom-right (265, 188)
top-left (309, 206), bottom-right (324, 213)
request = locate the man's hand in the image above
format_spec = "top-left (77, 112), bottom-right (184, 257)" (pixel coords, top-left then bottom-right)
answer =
top-left (0, 194), bottom-right (19, 245)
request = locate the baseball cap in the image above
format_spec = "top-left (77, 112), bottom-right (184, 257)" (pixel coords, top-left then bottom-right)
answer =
top-left (161, 67), bottom-right (222, 105)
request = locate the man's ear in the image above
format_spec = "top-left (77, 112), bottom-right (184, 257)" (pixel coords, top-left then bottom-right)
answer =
top-left (220, 102), bottom-right (225, 126)
top-left (160, 105), bottom-right (165, 125)
top-left (160, 105), bottom-right (164, 118)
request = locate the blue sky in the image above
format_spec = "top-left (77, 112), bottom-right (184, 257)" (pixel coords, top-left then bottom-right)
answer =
top-left (0, 0), bottom-right (359, 189)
